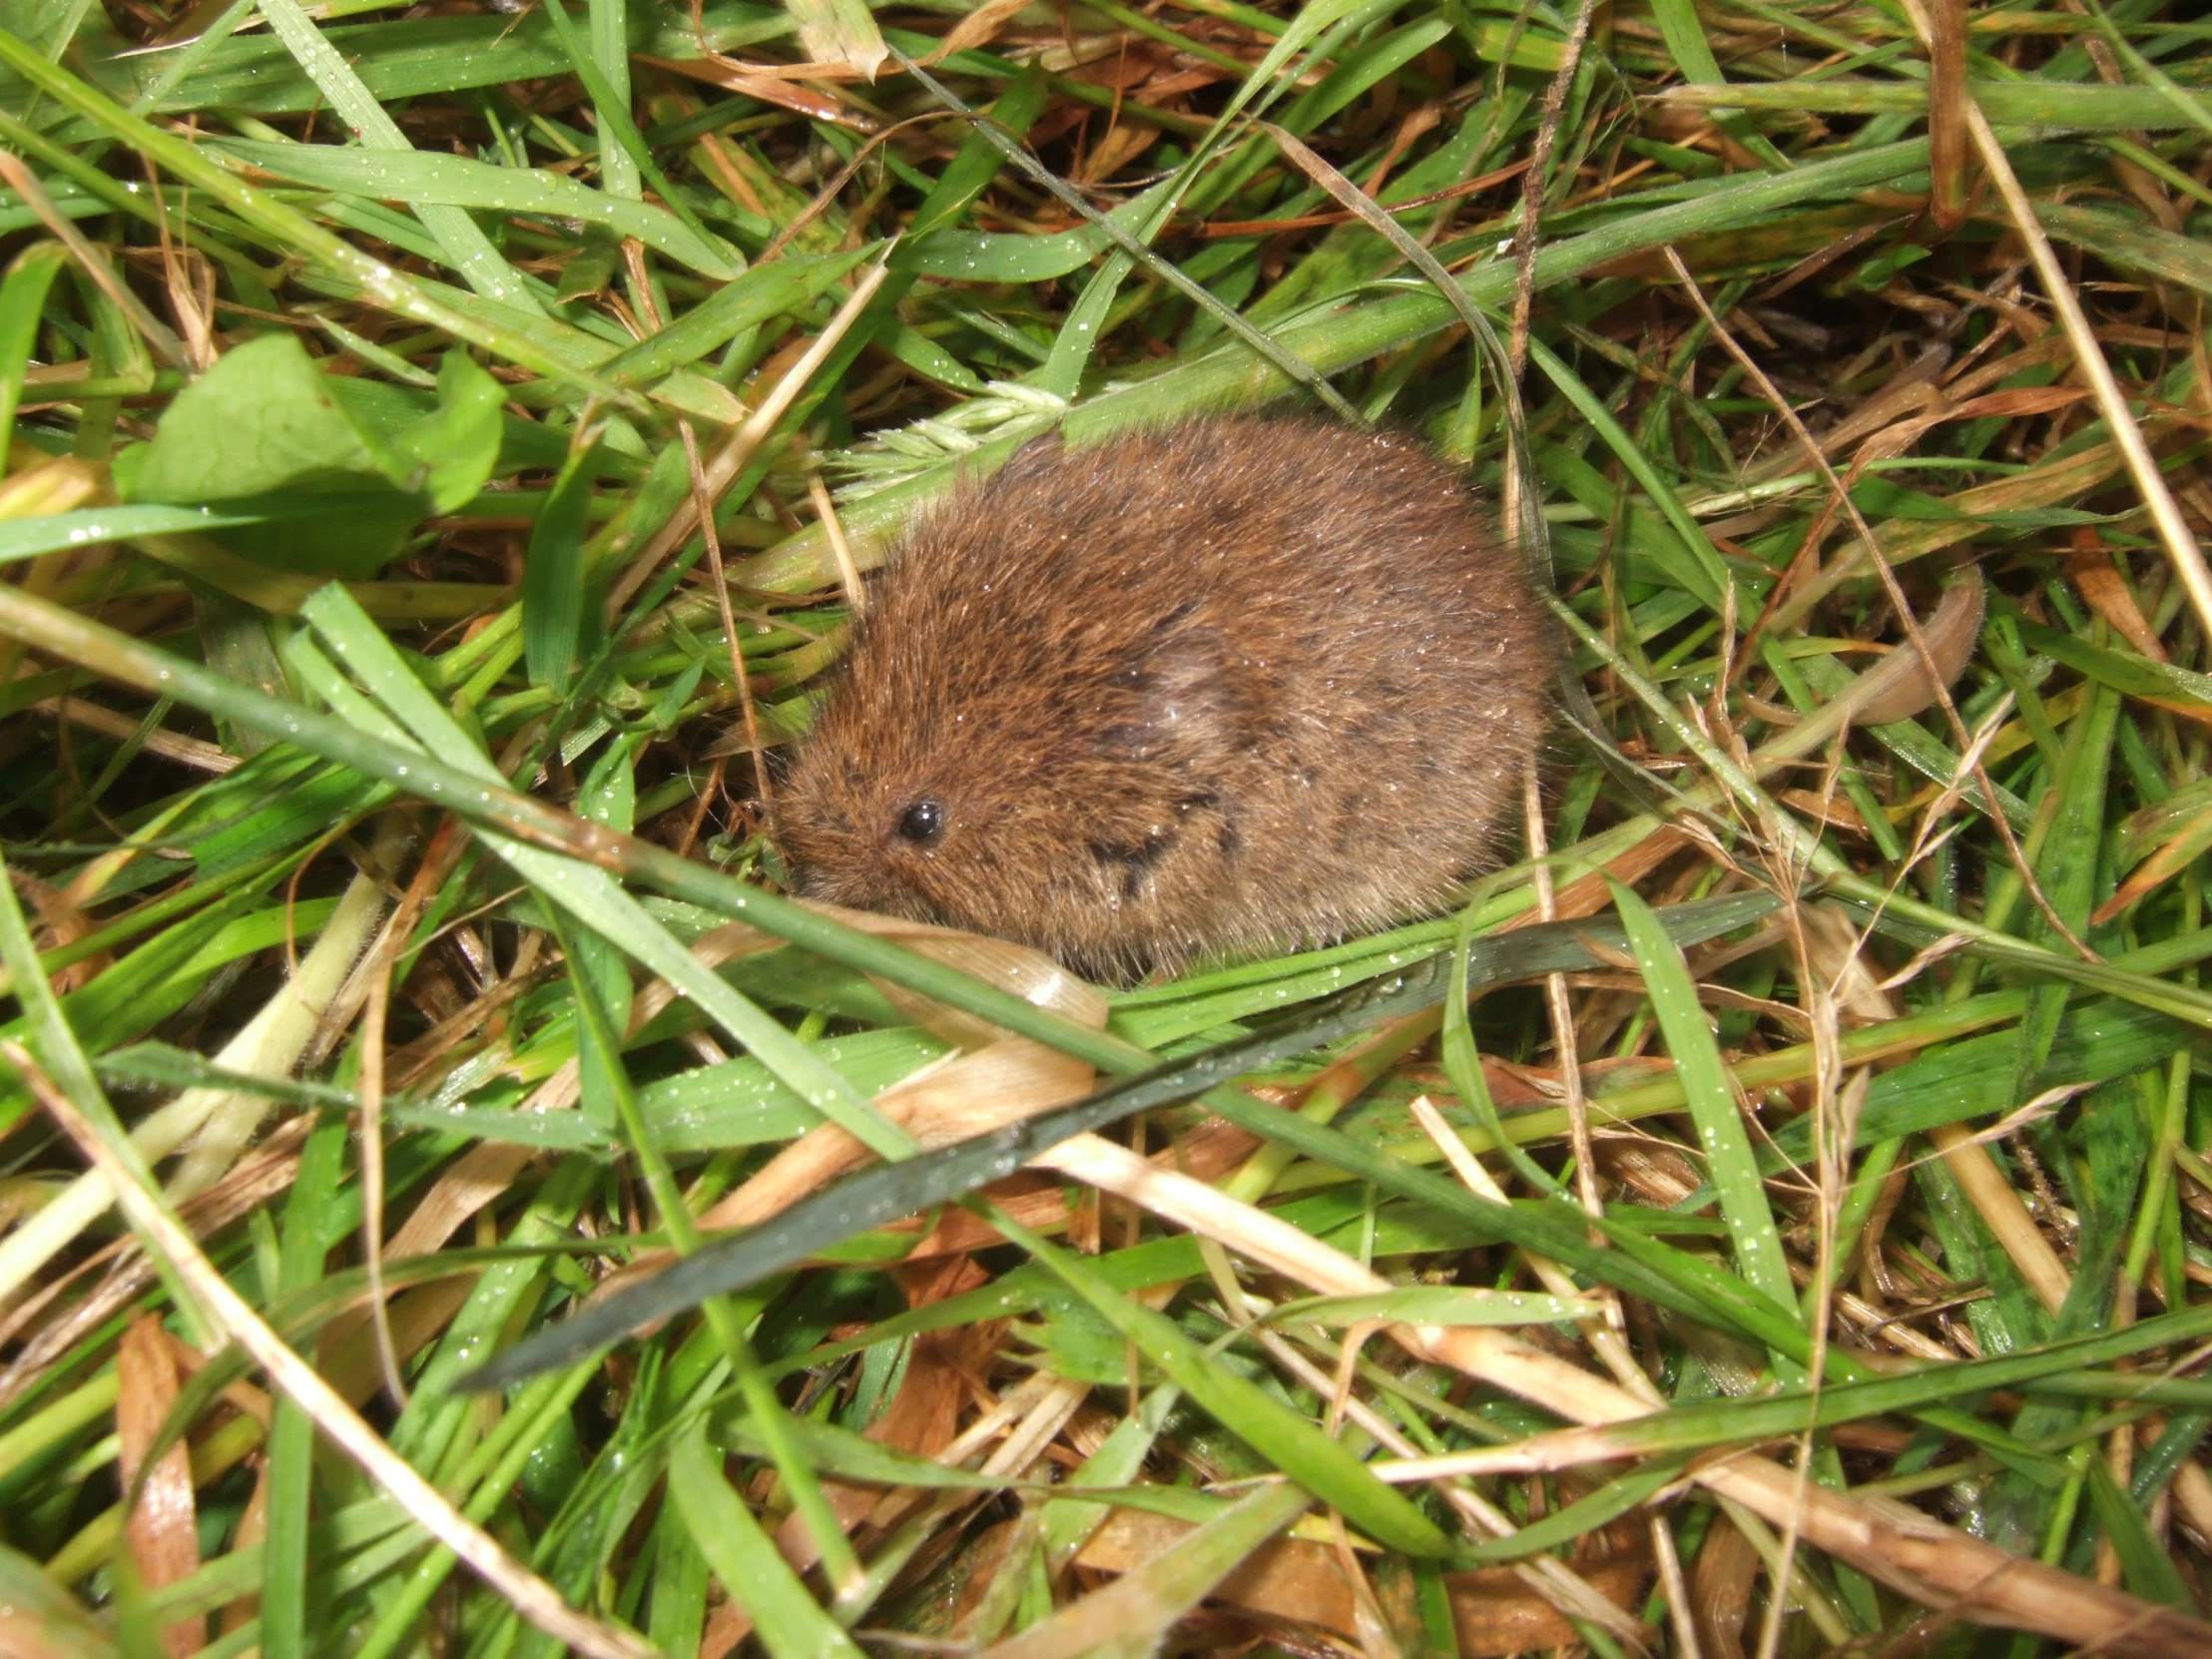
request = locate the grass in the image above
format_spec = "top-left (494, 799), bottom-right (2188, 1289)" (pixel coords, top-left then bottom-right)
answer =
top-left (1, 0), bottom-right (2211, 1653)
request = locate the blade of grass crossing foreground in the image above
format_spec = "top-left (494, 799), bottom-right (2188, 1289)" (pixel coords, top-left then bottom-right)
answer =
top-left (459, 897), bottom-right (1777, 1391)
top-left (669, 1413), bottom-right (867, 1659)
top-left (295, 584), bottom-right (915, 1160)
top-left (983, 1206), bottom-right (1456, 1558)
top-left (1609, 879), bottom-right (1800, 1324)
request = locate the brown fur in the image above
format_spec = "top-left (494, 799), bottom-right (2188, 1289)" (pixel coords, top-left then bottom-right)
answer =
top-left (779, 415), bottom-right (1552, 982)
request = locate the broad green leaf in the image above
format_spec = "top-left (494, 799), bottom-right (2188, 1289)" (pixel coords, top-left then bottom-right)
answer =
top-left (115, 333), bottom-right (426, 577)
top-left (388, 349), bottom-right (504, 515)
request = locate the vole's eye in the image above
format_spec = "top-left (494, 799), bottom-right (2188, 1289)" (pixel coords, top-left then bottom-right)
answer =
top-left (896, 800), bottom-right (944, 845)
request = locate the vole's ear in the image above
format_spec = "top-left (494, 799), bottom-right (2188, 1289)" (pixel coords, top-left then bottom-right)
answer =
top-left (1096, 625), bottom-right (1256, 767)
top-left (986, 430), bottom-right (1065, 492)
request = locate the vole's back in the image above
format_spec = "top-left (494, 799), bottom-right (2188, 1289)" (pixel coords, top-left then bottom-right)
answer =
top-left (780, 416), bottom-right (1551, 981)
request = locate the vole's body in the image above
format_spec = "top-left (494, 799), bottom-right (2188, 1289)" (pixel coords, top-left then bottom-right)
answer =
top-left (780, 416), bottom-right (1550, 982)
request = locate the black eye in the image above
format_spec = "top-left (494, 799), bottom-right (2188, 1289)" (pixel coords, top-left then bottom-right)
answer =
top-left (896, 800), bottom-right (944, 844)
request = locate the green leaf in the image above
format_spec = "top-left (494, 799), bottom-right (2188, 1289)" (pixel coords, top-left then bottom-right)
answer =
top-left (721, 1413), bottom-right (1008, 1490)
top-left (389, 349), bottom-right (504, 515)
top-left (298, 584), bottom-right (911, 1158)
top-left (2086, 1458), bottom-right (2194, 1606)
top-left (1439, 914), bottom-right (1556, 1196)
top-left (2016, 616), bottom-right (2212, 714)
top-left (0, 1541), bottom-right (117, 1658)
top-left (262, 1114), bottom-right (351, 1659)
top-left (597, 248), bottom-right (872, 386)
top-left (116, 333), bottom-right (427, 577)
top-left (252, 0), bottom-right (540, 311)
top-left (905, 180), bottom-right (1178, 282)
top-left (987, 1481), bottom-right (1311, 1659)
top-left (1527, 341), bottom-right (1734, 610)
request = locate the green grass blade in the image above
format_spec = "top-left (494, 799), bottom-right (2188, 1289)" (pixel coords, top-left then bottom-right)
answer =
top-left (668, 1414), bottom-right (867, 1659)
top-left (0, 241), bottom-right (68, 444)
top-left (522, 434), bottom-right (600, 695)
top-left (1609, 878), bottom-right (1799, 1319)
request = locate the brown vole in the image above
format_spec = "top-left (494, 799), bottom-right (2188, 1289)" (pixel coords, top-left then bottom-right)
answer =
top-left (779, 415), bottom-right (1551, 982)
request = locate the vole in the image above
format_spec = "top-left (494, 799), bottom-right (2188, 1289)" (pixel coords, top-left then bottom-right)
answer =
top-left (779, 415), bottom-right (1552, 983)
